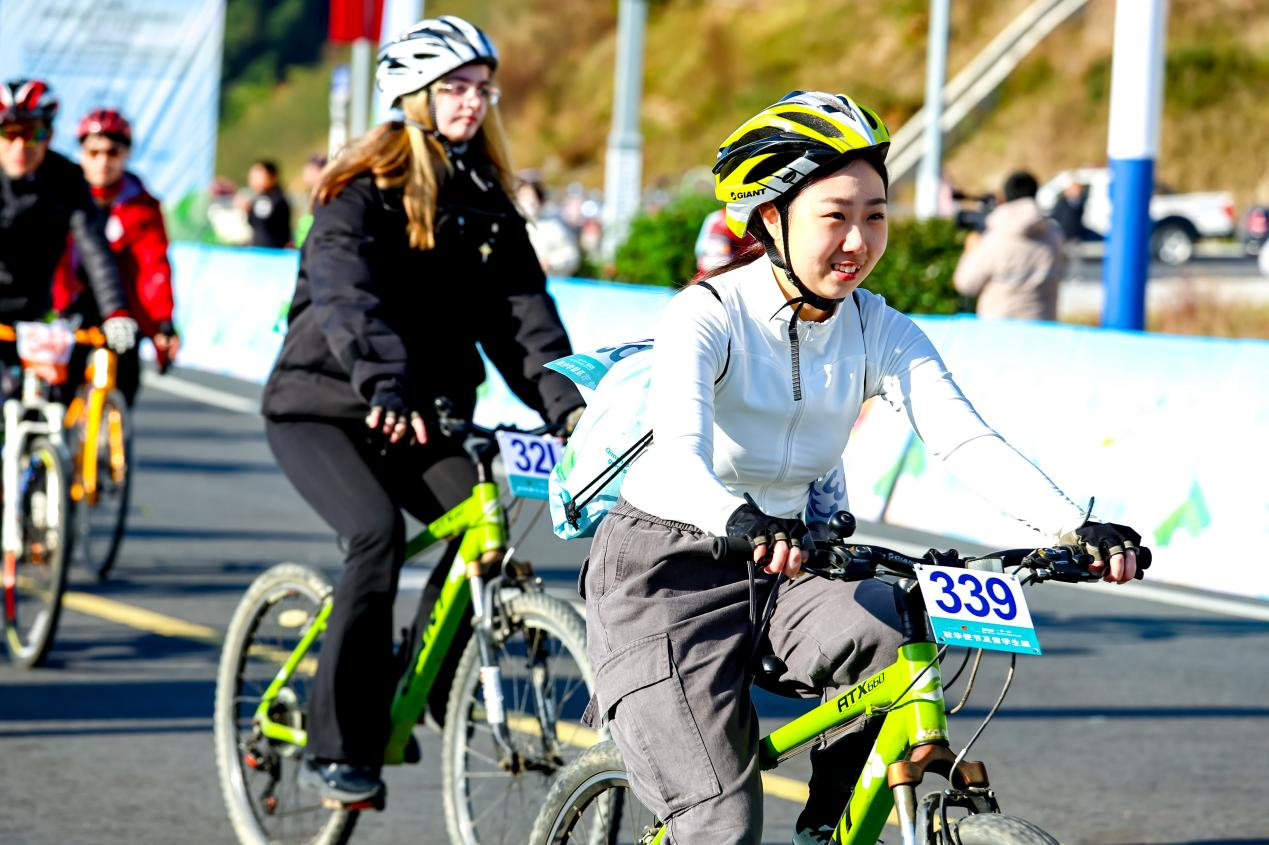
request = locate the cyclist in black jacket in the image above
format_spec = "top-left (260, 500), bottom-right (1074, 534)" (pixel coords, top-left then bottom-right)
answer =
top-left (261, 16), bottom-right (583, 805)
top-left (0, 79), bottom-right (136, 352)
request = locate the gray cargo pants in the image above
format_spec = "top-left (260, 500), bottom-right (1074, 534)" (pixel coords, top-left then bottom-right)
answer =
top-left (582, 499), bottom-right (906, 844)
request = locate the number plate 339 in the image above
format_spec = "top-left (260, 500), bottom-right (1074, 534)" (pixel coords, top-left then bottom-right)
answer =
top-left (914, 565), bottom-right (1041, 655)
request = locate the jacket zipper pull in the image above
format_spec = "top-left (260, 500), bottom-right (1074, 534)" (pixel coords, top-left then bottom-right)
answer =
top-left (788, 308), bottom-right (803, 402)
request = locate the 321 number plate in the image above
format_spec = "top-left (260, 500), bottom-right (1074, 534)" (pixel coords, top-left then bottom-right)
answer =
top-left (495, 431), bottom-right (562, 500)
top-left (914, 564), bottom-right (1041, 655)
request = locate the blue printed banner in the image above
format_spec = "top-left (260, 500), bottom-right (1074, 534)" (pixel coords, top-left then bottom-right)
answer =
top-left (928, 619), bottom-right (1042, 655)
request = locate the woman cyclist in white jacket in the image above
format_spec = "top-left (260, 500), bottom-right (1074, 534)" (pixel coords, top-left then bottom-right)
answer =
top-left (581, 91), bottom-right (1142, 845)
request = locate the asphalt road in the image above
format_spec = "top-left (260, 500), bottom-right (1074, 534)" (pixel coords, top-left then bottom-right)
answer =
top-left (1, 369), bottom-right (1266, 845)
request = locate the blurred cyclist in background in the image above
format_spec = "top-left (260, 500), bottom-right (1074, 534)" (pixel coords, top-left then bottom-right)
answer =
top-left (261, 16), bottom-right (583, 806)
top-left (0, 79), bottom-right (136, 361)
top-left (694, 205), bottom-right (755, 279)
top-left (54, 108), bottom-right (177, 403)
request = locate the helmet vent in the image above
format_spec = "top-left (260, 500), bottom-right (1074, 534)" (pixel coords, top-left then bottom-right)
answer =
top-left (775, 111), bottom-right (843, 138)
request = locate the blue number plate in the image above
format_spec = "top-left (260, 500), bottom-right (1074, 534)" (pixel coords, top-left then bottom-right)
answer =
top-left (914, 564), bottom-right (1041, 655)
top-left (495, 431), bottom-right (562, 500)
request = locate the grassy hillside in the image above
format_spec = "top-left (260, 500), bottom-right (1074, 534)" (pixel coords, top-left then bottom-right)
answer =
top-left (217, 0), bottom-right (1269, 208)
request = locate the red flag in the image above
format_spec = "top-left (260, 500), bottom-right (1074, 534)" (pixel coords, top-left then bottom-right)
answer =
top-left (329, 0), bottom-right (385, 44)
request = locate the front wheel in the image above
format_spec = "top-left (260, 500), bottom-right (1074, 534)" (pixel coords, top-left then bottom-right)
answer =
top-left (951, 813), bottom-right (1060, 845)
top-left (527, 740), bottom-right (661, 845)
top-left (213, 562), bottom-right (357, 845)
top-left (442, 589), bottom-right (597, 845)
top-left (2, 435), bottom-right (72, 668)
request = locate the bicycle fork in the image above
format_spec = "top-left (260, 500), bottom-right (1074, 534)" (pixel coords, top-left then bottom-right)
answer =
top-left (469, 571), bottom-right (518, 765)
top-left (469, 570), bottom-right (564, 773)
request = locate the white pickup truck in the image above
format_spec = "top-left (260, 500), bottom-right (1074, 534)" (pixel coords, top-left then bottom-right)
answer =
top-left (1036, 168), bottom-right (1236, 265)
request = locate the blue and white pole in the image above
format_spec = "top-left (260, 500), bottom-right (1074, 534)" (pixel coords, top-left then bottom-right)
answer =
top-left (1103, 0), bottom-right (1170, 331)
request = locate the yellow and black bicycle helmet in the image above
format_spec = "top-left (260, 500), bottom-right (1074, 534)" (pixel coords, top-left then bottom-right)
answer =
top-left (713, 91), bottom-right (890, 311)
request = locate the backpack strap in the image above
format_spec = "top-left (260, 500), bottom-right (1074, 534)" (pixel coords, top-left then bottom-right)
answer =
top-left (852, 289), bottom-right (870, 394)
top-left (696, 281), bottom-right (732, 385)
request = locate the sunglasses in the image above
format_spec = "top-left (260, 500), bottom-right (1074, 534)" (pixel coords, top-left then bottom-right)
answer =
top-left (435, 81), bottom-right (501, 106)
top-left (82, 145), bottom-right (124, 159)
top-left (0, 124), bottom-right (52, 146)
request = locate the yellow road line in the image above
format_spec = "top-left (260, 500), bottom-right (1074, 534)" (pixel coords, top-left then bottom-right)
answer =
top-left (61, 589), bottom-right (222, 645)
top-left (61, 588), bottom-right (888, 815)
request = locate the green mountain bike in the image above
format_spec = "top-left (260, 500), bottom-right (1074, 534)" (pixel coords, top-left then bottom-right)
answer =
top-left (529, 513), bottom-right (1150, 845)
top-left (214, 410), bottom-right (597, 845)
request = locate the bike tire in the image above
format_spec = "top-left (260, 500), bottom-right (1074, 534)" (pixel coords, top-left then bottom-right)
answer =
top-left (214, 562), bottom-right (357, 845)
top-left (74, 389), bottom-right (132, 581)
top-left (527, 739), bottom-right (662, 845)
top-left (442, 589), bottom-right (596, 845)
top-left (2, 435), bottom-right (72, 668)
top-left (951, 813), bottom-right (1061, 845)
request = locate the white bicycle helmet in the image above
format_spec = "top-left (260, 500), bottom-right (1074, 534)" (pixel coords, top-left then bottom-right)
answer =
top-left (376, 16), bottom-right (498, 108)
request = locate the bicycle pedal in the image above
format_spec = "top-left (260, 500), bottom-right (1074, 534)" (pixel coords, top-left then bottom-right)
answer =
top-left (321, 795), bottom-right (386, 812)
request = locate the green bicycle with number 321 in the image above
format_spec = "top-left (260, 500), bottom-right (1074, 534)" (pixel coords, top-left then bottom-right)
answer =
top-left (529, 514), bottom-right (1151, 845)
top-left (214, 415), bottom-right (597, 845)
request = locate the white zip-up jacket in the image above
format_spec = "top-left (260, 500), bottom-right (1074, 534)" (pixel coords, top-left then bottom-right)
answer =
top-left (620, 254), bottom-right (1087, 538)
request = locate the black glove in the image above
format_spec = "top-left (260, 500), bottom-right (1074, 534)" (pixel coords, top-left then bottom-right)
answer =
top-left (725, 498), bottom-right (809, 550)
top-left (1061, 520), bottom-right (1142, 563)
top-left (366, 380), bottom-right (424, 444)
top-left (368, 380), bottom-right (410, 418)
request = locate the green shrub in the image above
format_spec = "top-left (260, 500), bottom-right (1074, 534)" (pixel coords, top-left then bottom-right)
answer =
top-left (863, 217), bottom-right (966, 315)
top-left (612, 192), bottom-right (721, 287)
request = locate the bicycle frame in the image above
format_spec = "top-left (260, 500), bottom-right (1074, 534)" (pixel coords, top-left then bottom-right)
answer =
top-left (639, 587), bottom-right (990, 845)
top-left (63, 347), bottom-right (125, 506)
top-left (1, 367), bottom-right (71, 636)
top-left (251, 478), bottom-right (509, 765)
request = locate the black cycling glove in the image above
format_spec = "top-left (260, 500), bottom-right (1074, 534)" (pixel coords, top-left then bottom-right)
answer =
top-left (1061, 520), bottom-right (1142, 563)
top-left (367, 379), bottom-right (410, 418)
top-left (726, 499), bottom-right (809, 549)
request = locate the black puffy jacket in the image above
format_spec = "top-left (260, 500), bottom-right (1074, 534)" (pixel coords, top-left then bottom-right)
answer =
top-left (0, 150), bottom-right (128, 320)
top-left (262, 154), bottom-right (581, 425)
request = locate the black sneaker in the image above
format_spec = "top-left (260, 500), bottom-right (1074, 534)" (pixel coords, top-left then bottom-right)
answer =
top-left (299, 758), bottom-right (386, 806)
top-left (792, 821), bottom-right (837, 845)
top-left (793, 792), bottom-right (846, 844)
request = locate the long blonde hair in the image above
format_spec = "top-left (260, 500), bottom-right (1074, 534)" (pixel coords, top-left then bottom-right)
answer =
top-left (315, 83), bottom-right (519, 250)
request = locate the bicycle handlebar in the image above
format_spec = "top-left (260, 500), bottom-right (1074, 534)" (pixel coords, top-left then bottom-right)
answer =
top-left (0, 323), bottom-right (107, 347)
top-left (432, 397), bottom-right (563, 443)
top-left (710, 528), bottom-right (1151, 585)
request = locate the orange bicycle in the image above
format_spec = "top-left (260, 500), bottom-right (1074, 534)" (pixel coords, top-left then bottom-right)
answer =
top-left (62, 333), bottom-right (132, 580)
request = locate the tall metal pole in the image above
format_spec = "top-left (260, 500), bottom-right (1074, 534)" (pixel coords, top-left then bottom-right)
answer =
top-left (915, 0), bottom-right (950, 220)
top-left (601, 0), bottom-right (647, 262)
top-left (1103, 0), bottom-right (1169, 331)
top-left (350, 36), bottom-right (372, 138)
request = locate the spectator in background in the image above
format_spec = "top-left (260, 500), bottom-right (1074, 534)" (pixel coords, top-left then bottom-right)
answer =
top-left (55, 108), bottom-right (178, 399)
top-left (693, 206), bottom-right (755, 278)
top-left (207, 176), bottom-right (252, 244)
top-left (294, 153), bottom-right (327, 247)
top-left (1051, 178), bottom-right (1091, 243)
top-left (516, 171), bottom-right (580, 276)
top-left (953, 170), bottom-right (1065, 321)
top-left (246, 159), bottom-right (292, 248)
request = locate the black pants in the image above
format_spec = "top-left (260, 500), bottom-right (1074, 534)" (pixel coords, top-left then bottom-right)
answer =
top-left (265, 417), bottom-right (477, 765)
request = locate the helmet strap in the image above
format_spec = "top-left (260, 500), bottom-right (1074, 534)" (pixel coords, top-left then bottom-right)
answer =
top-left (404, 115), bottom-right (468, 162)
top-left (764, 203), bottom-right (842, 315)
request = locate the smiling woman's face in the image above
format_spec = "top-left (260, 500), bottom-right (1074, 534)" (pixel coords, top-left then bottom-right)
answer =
top-left (761, 157), bottom-right (889, 303)
top-left (432, 63), bottom-right (494, 144)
